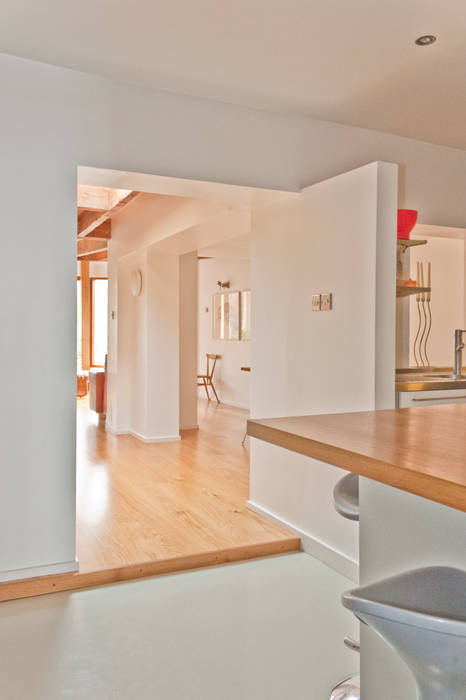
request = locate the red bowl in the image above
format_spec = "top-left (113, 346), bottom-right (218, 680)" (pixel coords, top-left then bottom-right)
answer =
top-left (397, 209), bottom-right (418, 239)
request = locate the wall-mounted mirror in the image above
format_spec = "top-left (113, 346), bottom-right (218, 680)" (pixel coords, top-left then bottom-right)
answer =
top-left (213, 290), bottom-right (250, 340)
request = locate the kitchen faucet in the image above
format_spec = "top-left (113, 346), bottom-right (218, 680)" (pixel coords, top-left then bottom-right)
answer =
top-left (453, 329), bottom-right (466, 379)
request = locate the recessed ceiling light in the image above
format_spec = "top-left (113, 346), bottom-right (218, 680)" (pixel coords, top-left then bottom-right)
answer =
top-left (415, 35), bottom-right (437, 46)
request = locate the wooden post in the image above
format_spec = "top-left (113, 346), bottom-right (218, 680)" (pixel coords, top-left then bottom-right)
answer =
top-left (81, 261), bottom-right (91, 370)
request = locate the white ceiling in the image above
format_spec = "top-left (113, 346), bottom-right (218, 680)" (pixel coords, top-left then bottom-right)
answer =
top-left (2, 0), bottom-right (465, 149)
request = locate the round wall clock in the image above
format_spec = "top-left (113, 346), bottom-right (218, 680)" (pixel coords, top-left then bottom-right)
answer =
top-left (130, 269), bottom-right (142, 297)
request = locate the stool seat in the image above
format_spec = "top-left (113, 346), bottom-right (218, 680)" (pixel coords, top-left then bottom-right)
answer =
top-left (343, 567), bottom-right (466, 700)
top-left (333, 473), bottom-right (359, 521)
top-left (343, 566), bottom-right (466, 636)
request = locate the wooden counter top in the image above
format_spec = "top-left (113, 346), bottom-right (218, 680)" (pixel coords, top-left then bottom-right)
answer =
top-left (248, 404), bottom-right (466, 512)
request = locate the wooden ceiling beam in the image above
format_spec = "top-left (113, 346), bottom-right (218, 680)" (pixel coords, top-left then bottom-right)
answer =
top-left (78, 206), bottom-right (106, 215)
top-left (78, 209), bottom-right (107, 235)
top-left (77, 185), bottom-right (130, 211)
top-left (108, 190), bottom-right (140, 215)
top-left (78, 239), bottom-right (108, 256)
top-left (77, 191), bottom-right (140, 238)
top-left (79, 218), bottom-right (112, 239)
top-left (77, 185), bottom-right (140, 211)
top-left (77, 186), bottom-right (113, 211)
top-left (78, 250), bottom-right (108, 262)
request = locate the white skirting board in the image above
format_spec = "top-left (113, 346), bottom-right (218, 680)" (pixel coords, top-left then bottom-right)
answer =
top-left (129, 431), bottom-right (181, 443)
top-left (0, 559), bottom-right (79, 583)
top-left (105, 423), bottom-right (181, 443)
top-left (247, 500), bottom-right (359, 583)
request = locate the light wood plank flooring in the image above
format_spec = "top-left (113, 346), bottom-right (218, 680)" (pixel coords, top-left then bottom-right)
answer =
top-left (76, 397), bottom-right (297, 572)
top-left (0, 399), bottom-right (297, 602)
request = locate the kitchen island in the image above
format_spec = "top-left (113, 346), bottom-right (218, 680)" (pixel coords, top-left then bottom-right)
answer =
top-left (248, 403), bottom-right (466, 511)
top-left (248, 403), bottom-right (466, 699)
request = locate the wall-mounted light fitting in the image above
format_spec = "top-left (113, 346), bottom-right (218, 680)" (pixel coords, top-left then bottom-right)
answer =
top-left (415, 35), bottom-right (436, 46)
top-left (217, 280), bottom-right (230, 290)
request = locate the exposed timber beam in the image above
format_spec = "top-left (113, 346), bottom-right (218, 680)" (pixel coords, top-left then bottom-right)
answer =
top-left (78, 209), bottom-right (106, 235)
top-left (78, 239), bottom-right (108, 256)
top-left (77, 191), bottom-right (140, 238)
top-left (108, 190), bottom-right (140, 215)
top-left (78, 250), bottom-right (108, 262)
top-left (79, 218), bottom-right (112, 239)
top-left (78, 185), bottom-right (132, 211)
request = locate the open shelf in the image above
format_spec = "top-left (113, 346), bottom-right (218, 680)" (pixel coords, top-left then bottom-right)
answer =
top-left (396, 285), bottom-right (430, 298)
top-left (397, 238), bottom-right (428, 251)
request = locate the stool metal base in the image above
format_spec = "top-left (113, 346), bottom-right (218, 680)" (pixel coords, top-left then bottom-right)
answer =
top-left (330, 674), bottom-right (360, 700)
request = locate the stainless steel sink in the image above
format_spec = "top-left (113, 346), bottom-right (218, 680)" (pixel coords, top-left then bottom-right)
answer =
top-left (425, 374), bottom-right (455, 379)
top-left (425, 373), bottom-right (466, 379)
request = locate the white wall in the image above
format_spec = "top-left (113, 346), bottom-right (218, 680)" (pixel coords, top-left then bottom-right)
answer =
top-left (409, 236), bottom-right (464, 366)
top-left (106, 191), bottom-right (238, 439)
top-left (249, 162), bottom-right (398, 578)
top-left (146, 250), bottom-right (180, 441)
top-left (1, 50), bottom-right (465, 579)
top-left (180, 252), bottom-right (199, 429)
top-left (108, 249), bottom-right (148, 436)
top-left (107, 248), bottom-right (181, 441)
top-left (107, 194), bottom-right (211, 439)
top-left (198, 258), bottom-right (251, 409)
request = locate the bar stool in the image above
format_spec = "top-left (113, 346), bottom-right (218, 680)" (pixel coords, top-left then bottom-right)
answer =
top-left (343, 566), bottom-right (466, 700)
top-left (330, 675), bottom-right (360, 700)
top-left (333, 473), bottom-right (359, 521)
top-left (330, 472), bottom-right (360, 700)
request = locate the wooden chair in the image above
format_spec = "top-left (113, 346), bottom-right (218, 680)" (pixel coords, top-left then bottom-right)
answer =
top-left (198, 354), bottom-right (221, 403)
top-left (77, 373), bottom-right (88, 398)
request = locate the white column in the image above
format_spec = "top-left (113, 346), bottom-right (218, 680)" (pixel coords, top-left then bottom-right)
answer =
top-left (179, 252), bottom-right (199, 430)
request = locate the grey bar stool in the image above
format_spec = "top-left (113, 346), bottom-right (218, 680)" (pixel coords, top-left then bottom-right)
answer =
top-left (333, 472), bottom-right (359, 521)
top-left (343, 566), bottom-right (466, 700)
top-left (330, 675), bottom-right (360, 700)
top-left (330, 472), bottom-right (360, 700)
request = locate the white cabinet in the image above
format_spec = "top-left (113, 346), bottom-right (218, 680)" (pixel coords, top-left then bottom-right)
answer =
top-left (397, 389), bottom-right (466, 408)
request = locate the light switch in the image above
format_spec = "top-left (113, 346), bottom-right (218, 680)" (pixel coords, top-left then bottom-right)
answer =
top-left (321, 293), bottom-right (333, 311)
top-left (311, 294), bottom-right (321, 312)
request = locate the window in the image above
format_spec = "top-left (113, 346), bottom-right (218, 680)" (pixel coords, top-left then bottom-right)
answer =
top-left (212, 290), bottom-right (251, 341)
top-left (91, 278), bottom-right (108, 367)
top-left (213, 291), bottom-right (240, 340)
top-left (240, 290), bottom-right (251, 340)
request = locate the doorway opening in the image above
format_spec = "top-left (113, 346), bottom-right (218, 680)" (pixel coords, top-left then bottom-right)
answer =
top-left (74, 168), bottom-right (300, 578)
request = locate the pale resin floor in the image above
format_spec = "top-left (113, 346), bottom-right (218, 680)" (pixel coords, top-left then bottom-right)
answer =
top-left (0, 553), bottom-right (358, 700)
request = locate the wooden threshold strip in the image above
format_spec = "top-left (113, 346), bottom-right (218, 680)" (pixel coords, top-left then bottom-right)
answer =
top-left (0, 538), bottom-right (300, 603)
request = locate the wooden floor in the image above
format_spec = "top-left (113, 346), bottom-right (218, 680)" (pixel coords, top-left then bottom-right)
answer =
top-left (0, 399), bottom-right (298, 601)
top-left (76, 398), bottom-right (295, 571)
